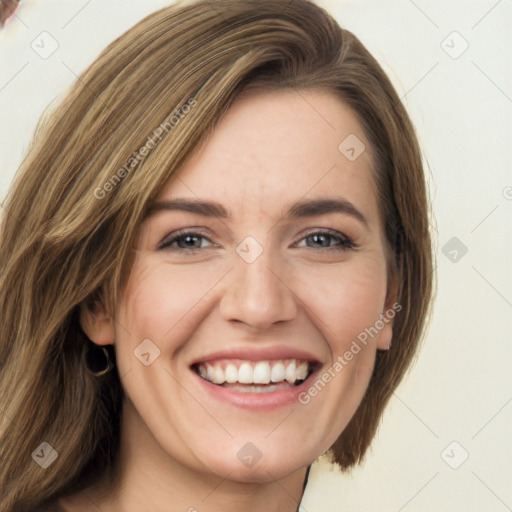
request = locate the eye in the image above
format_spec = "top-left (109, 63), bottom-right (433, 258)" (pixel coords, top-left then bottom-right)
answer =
top-left (158, 229), bottom-right (217, 253)
top-left (294, 230), bottom-right (356, 251)
top-left (158, 228), bottom-right (356, 255)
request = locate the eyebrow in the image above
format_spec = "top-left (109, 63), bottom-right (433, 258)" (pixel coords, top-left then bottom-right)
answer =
top-left (286, 198), bottom-right (368, 227)
top-left (146, 197), bottom-right (369, 227)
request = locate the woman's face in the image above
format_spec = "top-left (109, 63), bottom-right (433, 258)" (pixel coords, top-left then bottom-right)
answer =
top-left (99, 90), bottom-right (395, 482)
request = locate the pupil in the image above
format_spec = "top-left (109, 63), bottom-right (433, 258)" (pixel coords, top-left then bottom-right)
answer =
top-left (180, 236), bottom-right (200, 248)
top-left (312, 234), bottom-right (329, 247)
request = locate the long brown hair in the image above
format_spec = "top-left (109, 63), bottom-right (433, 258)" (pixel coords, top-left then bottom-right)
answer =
top-left (0, 0), bottom-right (433, 510)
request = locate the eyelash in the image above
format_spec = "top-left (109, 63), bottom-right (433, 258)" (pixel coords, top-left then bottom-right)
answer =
top-left (158, 228), bottom-right (357, 255)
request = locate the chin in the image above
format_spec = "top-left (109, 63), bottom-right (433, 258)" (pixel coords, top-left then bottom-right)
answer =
top-left (193, 438), bottom-right (318, 483)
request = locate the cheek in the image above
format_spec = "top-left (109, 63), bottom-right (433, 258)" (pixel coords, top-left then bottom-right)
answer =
top-left (290, 260), bottom-right (387, 449)
top-left (115, 257), bottom-right (228, 356)
top-left (294, 259), bottom-right (386, 413)
top-left (294, 258), bottom-right (388, 352)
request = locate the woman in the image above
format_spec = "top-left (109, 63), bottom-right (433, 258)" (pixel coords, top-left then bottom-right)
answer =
top-left (0, 0), bottom-right (433, 510)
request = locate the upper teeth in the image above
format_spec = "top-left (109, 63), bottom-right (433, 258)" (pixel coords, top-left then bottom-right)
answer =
top-left (197, 359), bottom-right (309, 385)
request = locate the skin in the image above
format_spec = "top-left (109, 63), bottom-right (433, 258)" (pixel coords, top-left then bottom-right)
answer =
top-left (70, 89), bottom-right (396, 512)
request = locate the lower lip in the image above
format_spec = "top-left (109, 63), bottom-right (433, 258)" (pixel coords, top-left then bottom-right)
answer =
top-left (193, 369), bottom-right (318, 410)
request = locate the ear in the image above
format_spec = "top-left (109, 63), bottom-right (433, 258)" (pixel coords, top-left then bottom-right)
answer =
top-left (79, 298), bottom-right (115, 346)
top-left (376, 266), bottom-right (399, 351)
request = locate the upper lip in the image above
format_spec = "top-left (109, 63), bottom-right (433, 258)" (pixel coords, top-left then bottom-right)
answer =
top-left (190, 346), bottom-right (321, 367)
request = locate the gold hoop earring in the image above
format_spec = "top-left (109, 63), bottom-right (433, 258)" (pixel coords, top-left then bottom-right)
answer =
top-left (83, 343), bottom-right (114, 377)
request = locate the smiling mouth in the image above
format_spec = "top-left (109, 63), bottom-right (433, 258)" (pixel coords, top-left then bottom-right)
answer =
top-left (193, 359), bottom-right (317, 393)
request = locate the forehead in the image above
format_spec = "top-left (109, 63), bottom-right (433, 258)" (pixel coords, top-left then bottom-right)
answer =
top-left (157, 89), bottom-right (379, 223)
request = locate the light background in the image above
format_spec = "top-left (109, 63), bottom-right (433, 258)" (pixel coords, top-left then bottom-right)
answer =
top-left (1, 1), bottom-right (511, 510)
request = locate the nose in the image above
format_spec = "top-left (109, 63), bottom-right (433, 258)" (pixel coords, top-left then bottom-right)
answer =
top-left (219, 248), bottom-right (298, 331)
